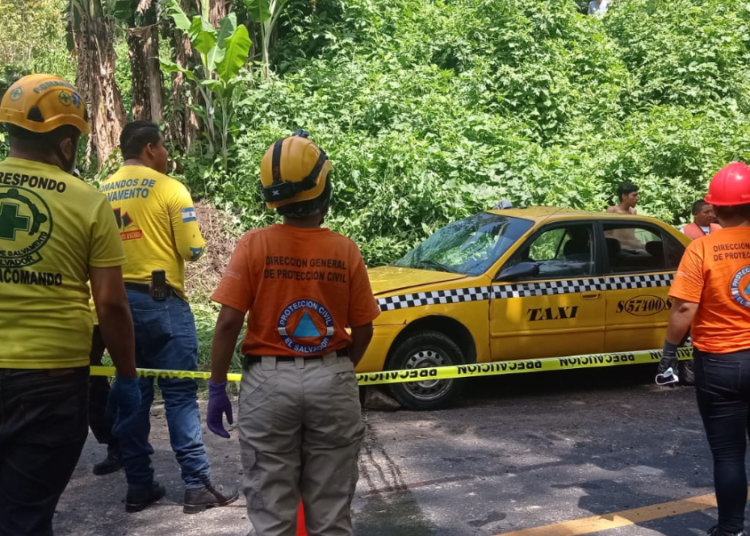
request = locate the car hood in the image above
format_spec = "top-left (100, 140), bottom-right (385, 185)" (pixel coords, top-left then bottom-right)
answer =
top-left (367, 265), bottom-right (468, 296)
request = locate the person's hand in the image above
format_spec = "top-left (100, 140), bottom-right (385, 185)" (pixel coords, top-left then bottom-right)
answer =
top-left (106, 376), bottom-right (142, 437)
top-left (656, 341), bottom-right (680, 387)
top-left (207, 380), bottom-right (233, 438)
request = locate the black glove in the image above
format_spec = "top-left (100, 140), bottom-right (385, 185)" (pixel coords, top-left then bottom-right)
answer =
top-left (656, 341), bottom-right (679, 386)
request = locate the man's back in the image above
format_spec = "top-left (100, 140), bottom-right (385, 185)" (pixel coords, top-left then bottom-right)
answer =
top-left (208, 133), bottom-right (377, 536)
top-left (215, 223), bottom-right (379, 358)
top-left (102, 165), bottom-right (205, 298)
top-left (0, 156), bottom-right (125, 368)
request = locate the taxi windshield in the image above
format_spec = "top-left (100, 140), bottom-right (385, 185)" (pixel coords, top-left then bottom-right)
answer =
top-left (394, 212), bottom-right (534, 276)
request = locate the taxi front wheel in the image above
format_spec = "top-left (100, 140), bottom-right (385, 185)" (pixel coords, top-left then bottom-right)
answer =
top-left (387, 330), bottom-right (466, 411)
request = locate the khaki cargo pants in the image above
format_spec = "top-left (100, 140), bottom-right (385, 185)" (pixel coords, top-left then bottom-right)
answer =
top-left (239, 354), bottom-right (364, 536)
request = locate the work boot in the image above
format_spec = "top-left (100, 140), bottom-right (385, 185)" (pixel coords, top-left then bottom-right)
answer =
top-left (125, 481), bottom-right (167, 513)
top-left (708, 525), bottom-right (748, 536)
top-left (183, 483), bottom-right (239, 514)
top-left (92, 454), bottom-right (121, 476)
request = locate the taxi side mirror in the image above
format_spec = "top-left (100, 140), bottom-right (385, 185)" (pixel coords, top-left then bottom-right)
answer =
top-left (496, 261), bottom-right (540, 282)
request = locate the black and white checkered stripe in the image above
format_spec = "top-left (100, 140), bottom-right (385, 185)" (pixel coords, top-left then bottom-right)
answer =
top-left (378, 287), bottom-right (492, 312)
top-left (377, 273), bottom-right (674, 312)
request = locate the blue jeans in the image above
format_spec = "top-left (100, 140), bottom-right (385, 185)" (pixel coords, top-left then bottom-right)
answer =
top-left (120, 290), bottom-right (211, 490)
top-left (694, 348), bottom-right (750, 534)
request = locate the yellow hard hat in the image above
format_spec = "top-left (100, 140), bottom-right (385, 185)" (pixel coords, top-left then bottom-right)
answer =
top-left (260, 131), bottom-right (332, 209)
top-left (0, 74), bottom-right (90, 135)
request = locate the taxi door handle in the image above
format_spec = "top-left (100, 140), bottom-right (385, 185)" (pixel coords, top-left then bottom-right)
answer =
top-left (581, 292), bottom-right (601, 300)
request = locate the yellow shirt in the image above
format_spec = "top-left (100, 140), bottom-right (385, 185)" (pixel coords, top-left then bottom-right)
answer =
top-left (0, 157), bottom-right (126, 369)
top-left (102, 166), bottom-right (205, 299)
top-left (89, 286), bottom-right (98, 325)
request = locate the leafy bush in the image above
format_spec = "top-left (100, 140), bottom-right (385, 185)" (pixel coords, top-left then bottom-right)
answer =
top-left (6, 0), bottom-right (750, 268)
top-left (606, 0), bottom-right (750, 111)
top-left (172, 0), bottom-right (750, 266)
top-left (0, 0), bottom-right (75, 161)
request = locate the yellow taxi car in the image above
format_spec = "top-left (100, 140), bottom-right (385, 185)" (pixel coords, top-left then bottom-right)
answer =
top-left (358, 206), bottom-right (692, 410)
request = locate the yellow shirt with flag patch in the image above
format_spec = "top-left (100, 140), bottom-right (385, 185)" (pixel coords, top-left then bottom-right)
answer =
top-left (0, 157), bottom-right (126, 369)
top-left (102, 166), bottom-right (205, 299)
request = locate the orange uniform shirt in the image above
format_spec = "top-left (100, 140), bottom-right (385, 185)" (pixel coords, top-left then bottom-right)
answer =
top-left (211, 224), bottom-right (380, 357)
top-left (681, 222), bottom-right (722, 240)
top-left (669, 227), bottom-right (750, 353)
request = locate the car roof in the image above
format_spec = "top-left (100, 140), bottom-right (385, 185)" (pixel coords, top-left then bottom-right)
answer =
top-left (486, 206), bottom-right (665, 224)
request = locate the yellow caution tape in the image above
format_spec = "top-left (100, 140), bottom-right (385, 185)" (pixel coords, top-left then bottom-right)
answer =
top-left (90, 347), bottom-right (692, 386)
top-left (90, 366), bottom-right (244, 383)
top-left (356, 347), bottom-right (692, 386)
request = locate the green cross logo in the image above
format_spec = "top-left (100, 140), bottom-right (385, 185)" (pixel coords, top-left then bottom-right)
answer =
top-left (0, 186), bottom-right (53, 267)
top-left (0, 202), bottom-right (30, 240)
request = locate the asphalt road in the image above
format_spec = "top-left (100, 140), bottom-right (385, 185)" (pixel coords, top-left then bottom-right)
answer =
top-left (54, 365), bottom-right (741, 536)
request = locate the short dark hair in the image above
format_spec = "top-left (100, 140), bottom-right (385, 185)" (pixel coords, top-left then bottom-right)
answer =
top-left (617, 182), bottom-right (639, 201)
top-left (120, 121), bottom-right (162, 160)
top-left (6, 123), bottom-right (79, 153)
top-left (277, 175), bottom-right (333, 219)
top-left (715, 203), bottom-right (750, 221)
top-left (692, 199), bottom-right (708, 215)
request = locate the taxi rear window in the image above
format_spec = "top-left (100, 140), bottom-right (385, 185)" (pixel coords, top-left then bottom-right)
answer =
top-left (394, 212), bottom-right (534, 276)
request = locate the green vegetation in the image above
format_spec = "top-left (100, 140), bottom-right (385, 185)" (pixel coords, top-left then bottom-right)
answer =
top-left (163, 0), bottom-right (252, 166)
top-left (193, 301), bottom-right (244, 379)
top-left (191, 0), bottom-right (750, 265)
top-left (3, 0), bottom-right (750, 266)
top-left (2, 0), bottom-right (750, 374)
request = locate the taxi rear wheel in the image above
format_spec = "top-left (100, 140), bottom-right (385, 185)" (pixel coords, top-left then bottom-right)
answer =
top-left (387, 330), bottom-right (466, 411)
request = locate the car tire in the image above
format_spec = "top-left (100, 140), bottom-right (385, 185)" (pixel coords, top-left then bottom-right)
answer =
top-left (387, 330), bottom-right (466, 411)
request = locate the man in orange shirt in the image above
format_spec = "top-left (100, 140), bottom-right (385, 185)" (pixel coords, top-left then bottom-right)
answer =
top-left (207, 131), bottom-right (380, 536)
top-left (660, 162), bottom-right (750, 536)
top-left (681, 199), bottom-right (722, 240)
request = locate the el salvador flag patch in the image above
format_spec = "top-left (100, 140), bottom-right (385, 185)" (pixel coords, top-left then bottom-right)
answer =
top-left (181, 207), bottom-right (197, 223)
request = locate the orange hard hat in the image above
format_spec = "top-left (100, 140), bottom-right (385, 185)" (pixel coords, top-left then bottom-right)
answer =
top-left (0, 74), bottom-right (90, 135)
top-left (705, 162), bottom-right (750, 206)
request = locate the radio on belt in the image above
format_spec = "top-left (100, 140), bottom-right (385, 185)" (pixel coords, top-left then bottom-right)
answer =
top-left (151, 269), bottom-right (167, 301)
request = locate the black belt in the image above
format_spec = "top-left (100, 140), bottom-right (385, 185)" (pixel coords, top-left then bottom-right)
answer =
top-left (124, 282), bottom-right (176, 296)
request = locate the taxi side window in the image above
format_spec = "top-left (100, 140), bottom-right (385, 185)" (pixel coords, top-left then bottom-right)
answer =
top-left (663, 233), bottom-right (686, 269)
top-left (512, 224), bottom-right (595, 279)
top-left (603, 223), bottom-right (682, 273)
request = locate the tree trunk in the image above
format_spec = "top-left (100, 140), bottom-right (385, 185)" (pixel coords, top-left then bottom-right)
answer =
top-left (126, 1), bottom-right (163, 124)
top-left (209, 0), bottom-right (229, 26)
top-left (167, 0), bottom-right (200, 154)
top-left (127, 0), bottom-right (164, 125)
top-left (127, 27), bottom-right (151, 121)
top-left (70, 1), bottom-right (126, 169)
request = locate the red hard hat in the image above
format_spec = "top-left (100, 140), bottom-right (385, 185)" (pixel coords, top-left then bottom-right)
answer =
top-left (705, 162), bottom-right (750, 206)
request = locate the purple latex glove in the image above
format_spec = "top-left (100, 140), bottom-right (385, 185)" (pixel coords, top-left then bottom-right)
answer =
top-left (207, 380), bottom-right (233, 438)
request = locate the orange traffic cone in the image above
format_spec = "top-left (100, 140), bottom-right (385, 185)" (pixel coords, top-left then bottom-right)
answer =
top-left (296, 500), bottom-right (307, 536)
